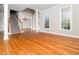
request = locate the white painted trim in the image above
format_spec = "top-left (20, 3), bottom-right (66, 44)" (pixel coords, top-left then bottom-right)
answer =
top-left (8, 33), bottom-right (12, 35)
top-left (32, 28), bottom-right (36, 31)
top-left (39, 30), bottom-right (79, 39)
top-left (31, 17), bottom-right (33, 30)
top-left (0, 29), bottom-right (4, 31)
top-left (39, 30), bottom-right (52, 34)
top-left (8, 31), bottom-right (22, 35)
top-left (52, 32), bottom-right (79, 39)
top-left (4, 4), bottom-right (8, 40)
top-left (35, 9), bottom-right (39, 32)
top-left (44, 14), bottom-right (50, 29)
top-left (9, 28), bottom-right (35, 35)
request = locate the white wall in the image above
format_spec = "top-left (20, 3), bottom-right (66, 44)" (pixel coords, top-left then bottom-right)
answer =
top-left (18, 12), bottom-right (32, 30)
top-left (18, 11), bottom-right (37, 31)
top-left (32, 14), bottom-right (36, 30)
top-left (0, 12), bottom-right (4, 31)
top-left (39, 4), bottom-right (79, 37)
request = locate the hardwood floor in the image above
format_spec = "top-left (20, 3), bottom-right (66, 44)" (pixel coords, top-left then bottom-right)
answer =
top-left (0, 30), bottom-right (79, 55)
top-left (0, 31), bottom-right (5, 54)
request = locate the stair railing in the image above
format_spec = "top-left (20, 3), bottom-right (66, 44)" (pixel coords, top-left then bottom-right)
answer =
top-left (14, 13), bottom-right (23, 32)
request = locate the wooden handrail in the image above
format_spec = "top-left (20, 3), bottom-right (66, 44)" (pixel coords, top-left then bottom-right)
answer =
top-left (18, 19), bottom-right (23, 30)
top-left (18, 19), bottom-right (22, 23)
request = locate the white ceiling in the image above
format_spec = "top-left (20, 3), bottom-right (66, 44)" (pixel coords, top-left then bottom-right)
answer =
top-left (8, 4), bottom-right (57, 11)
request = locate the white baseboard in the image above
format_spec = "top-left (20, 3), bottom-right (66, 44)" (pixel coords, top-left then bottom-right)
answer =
top-left (0, 29), bottom-right (4, 32)
top-left (39, 30), bottom-right (53, 34)
top-left (39, 30), bottom-right (79, 39)
top-left (32, 28), bottom-right (36, 31)
top-left (9, 29), bottom-right (79, 39)
top-left (8, 31), bottom-right (22, 35)
top-left (52, 32), bottom-right (79, 39)
top-left (8, 32), bottom-right (11, 35)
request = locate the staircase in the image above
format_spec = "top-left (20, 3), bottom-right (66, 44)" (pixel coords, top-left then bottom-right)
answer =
top-left (9, 10), bottom-right (22, 34)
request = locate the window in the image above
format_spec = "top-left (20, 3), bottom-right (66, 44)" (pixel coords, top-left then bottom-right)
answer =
top-left (44, 15), bottom-right (49, 28)
top-left (60, 6), bottom-right (72, 30)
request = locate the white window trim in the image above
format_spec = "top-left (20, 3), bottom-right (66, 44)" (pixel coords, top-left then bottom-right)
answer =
top-left (59, 5), bottom-right (72, 31)
top-left (44, 14), bottom-right (50, 29)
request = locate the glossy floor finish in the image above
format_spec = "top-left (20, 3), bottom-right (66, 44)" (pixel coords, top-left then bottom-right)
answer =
top-left (0, 30), bottom-right (79, 55)
top-left (0, 31), bottom-right (5, 54)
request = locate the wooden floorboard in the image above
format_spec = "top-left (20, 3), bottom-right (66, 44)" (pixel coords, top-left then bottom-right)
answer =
top-left (0, 30), bottom-right (79, 55)
top-left (0, 31), bottom-right (5, 55)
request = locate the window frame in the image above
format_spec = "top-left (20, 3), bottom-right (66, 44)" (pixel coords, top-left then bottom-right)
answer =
top-left (44, 14), bottom-right (50, 29)
top-left (60, 5), bottom-right (72, 31)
